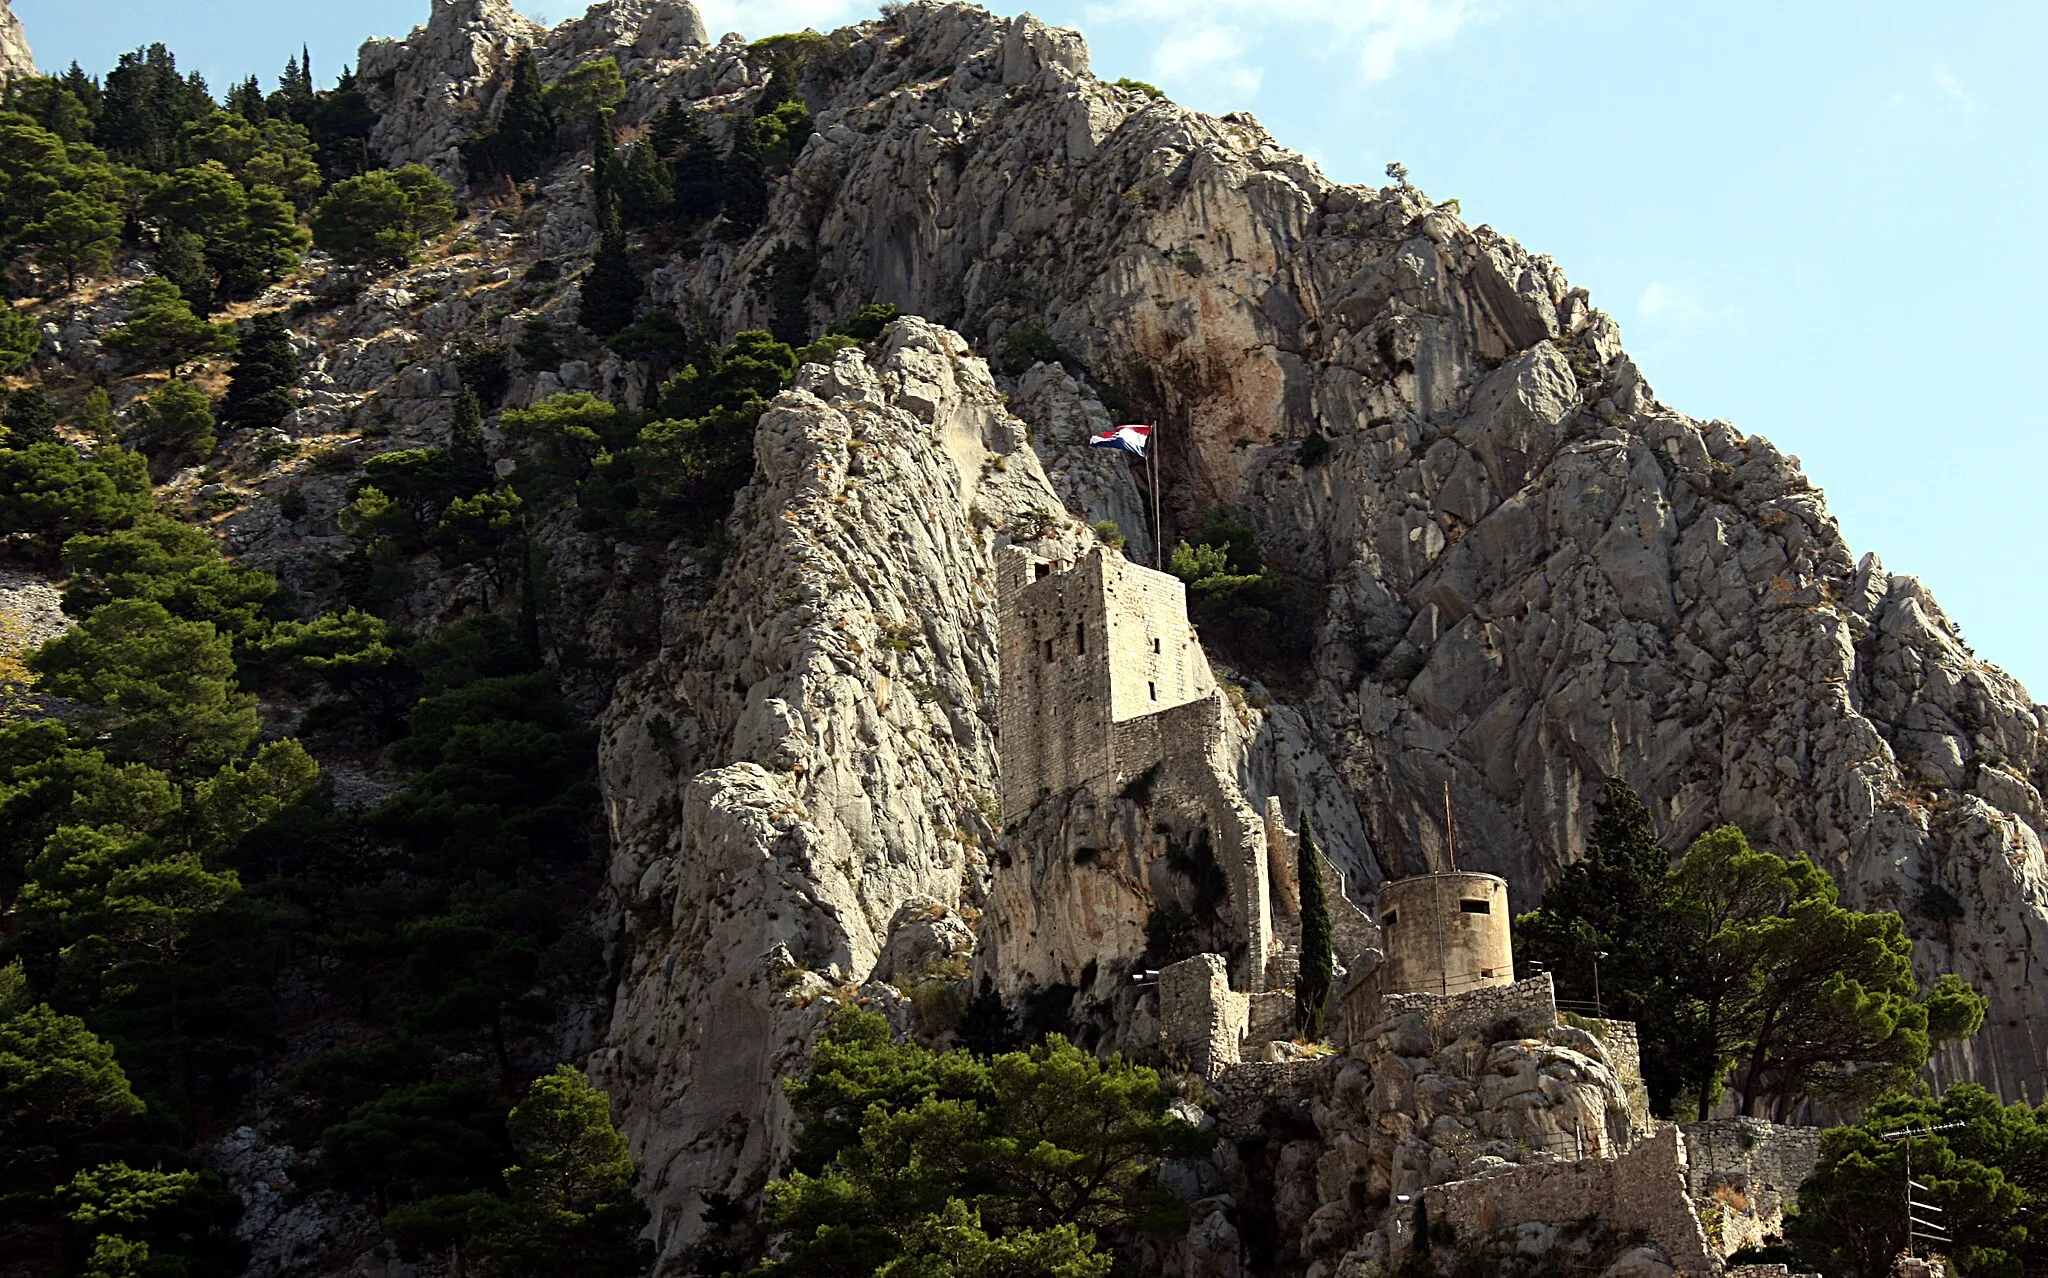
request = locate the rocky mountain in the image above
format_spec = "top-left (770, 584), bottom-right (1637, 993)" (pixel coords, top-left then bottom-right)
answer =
top-left (326, 0), bottom-right (2048, 1256)
top-left (9, 0), bottom-right (2046, 1271)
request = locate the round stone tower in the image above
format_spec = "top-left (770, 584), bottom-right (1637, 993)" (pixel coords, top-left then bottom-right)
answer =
top-left (1375, 872), bottom-right (1514, 998)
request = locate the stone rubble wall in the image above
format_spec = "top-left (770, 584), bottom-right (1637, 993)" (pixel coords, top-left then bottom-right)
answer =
top-left (1681, 1119), bottom-right (1824, 1260)
top-left (1580, 1016), bottom-right (1652, 1130)
top-left (1352, 972), bottom-right (1560, 1052)
top-left (1160, 953), bottom-right (1248, 1078)
top-left (1424, 1126), bottom-right (1718, 1277)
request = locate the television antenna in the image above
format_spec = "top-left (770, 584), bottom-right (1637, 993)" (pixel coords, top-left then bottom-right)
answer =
top-left (1881, 1122), bottom-right (1965, 1257)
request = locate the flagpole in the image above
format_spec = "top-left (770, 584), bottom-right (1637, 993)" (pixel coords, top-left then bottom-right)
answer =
top-left (1151, 423), bottom-right (1162, 570)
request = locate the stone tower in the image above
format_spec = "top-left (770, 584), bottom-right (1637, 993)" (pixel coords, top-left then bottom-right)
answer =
top-left (996, 545), bottom-right (1216, 820)
top-left (1375, 871), bottom-right (1514, 998)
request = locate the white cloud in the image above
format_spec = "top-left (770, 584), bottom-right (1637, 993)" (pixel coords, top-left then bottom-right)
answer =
top-left (1637, 281), bottom-right (1733, 328)
top-left (1082, 0), bottom-right (1502, 103)
top-left (1931, 65), bottom-right (1975, 112)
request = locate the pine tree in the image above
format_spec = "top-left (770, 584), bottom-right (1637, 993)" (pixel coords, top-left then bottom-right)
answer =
top-left (720, 117), bottom-right (769, 232)
top-left (578, 212), bottom-right (641, 338)
top-left (227, 75), bottom-right (268, 121)
top-left (78, 387), bottom-right (116, 445)
top-left (618, 141), bottom-right (673, 228)
top-left (220, 313), bottom-right (299, 431)
top-left (156, 227), bottom-right (213, 314)
top-left (1294, 815), bottom-right (1334, 1040)
top-left (2, 389), bottom-right (59, 448)
top-left (671, 116), bottom-right (723, 224)
top-left (449, 388), bottom-right (492, 497)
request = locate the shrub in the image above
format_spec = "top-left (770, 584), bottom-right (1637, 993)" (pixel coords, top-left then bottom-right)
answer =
top-left (1113, 78), bottom-right (1164, 99)
top-left (132, 379), bottom-right (218, 466)
top-left (312, 166), bottom-right (459, 267)
top-left (997, 323), bottom-right (1067, 376)
top-left (104, 277), bottom-right (235, 370)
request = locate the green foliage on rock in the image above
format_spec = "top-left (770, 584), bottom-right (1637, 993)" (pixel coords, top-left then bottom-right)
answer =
top-left (1517, 779), bottom-right (1988, 1120)
top-left (311, 165), bottom-right (457, 267)
top-left (104, 277), bottom-right (235, 370)
top-left (1788, 1083), bottom-right (2048, 1278)
top-left (220, 311), bottom-right (299, 431)
top-left (1295, 817), bottom-right (1333, 1039)
top-left (130, 378), bottom-right (217, 467)
top-left (753, 1008), bottom-right (1209, 1277)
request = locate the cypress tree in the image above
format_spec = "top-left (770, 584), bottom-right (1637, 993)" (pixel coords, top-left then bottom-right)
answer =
top-left (619, 141), bottom-right (674, 228)
top-left (494, 50), bottom-right (557, 182)
top-left (648, 99), bottom-right (694, 158)
top-left (449, 387), bottom-right (491, 497)
top-left (592, 111), bottom-right (622, 229)
top-left (220, 313), bottom-right (299, 431)
top-left (1295, 815), bottom-right (1333, 1040)
top-left (720, 117), bottom-right (769, 232)
top-left (578, 211), bottom-right (641, 338)
top-left (671, 116), bottom-right (723, 224)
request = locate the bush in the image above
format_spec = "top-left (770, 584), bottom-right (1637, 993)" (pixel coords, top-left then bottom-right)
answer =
top-left (311, 166), bottom-right (459, 267)
top-left (132, 379), bottom-right (218, 467)
top-left (1113, 78), bottom-right (1164, 99)
top-left (997, 323), bottom-right (1067, 376)
top-left (0, 306), bottom-right (40, 375)
top-left (104, 277), bottom-right (235, 370)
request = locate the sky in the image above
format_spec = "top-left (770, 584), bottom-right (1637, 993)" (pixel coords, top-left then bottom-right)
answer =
top-left (18, 0), bottom-right (2048, 695)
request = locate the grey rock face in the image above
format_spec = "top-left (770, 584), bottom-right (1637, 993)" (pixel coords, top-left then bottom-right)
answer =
top-left (589, 319), bottom-right (1090, 1259)
top-left (0, 0), bottom-right (33, 88)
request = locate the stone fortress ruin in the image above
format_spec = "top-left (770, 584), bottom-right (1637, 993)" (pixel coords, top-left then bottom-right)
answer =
top-left (987, 543), bottom-right (1827, 1276)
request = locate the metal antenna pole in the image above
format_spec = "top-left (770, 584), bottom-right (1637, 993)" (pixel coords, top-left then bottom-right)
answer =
top-left (1882, 1121), bottom-right (1962, 1260)
top-left (1443, 781), bottom-right (1458, 872)
top-left (1151, 425), bottom-right (1162, 571)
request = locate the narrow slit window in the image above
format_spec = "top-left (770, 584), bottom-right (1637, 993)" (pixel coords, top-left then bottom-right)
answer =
top-left (1075, 622), bottom-right (1085, 654)
top-left (1035, 563), bottom-right (1050, 580)
top-left (1044, 638), bottom-right (1055, 663)
top-left (1460, 899), bottom-right (1491, 914)
top-left (1152, 637), bottom-right (1162, 655)
top-left (1148, 681), bottom-right (1157, 701)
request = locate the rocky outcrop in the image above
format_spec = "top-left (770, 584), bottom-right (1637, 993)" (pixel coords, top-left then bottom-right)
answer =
top-left (604, 0), bottom-right (2048, 1103)
top-left (0, 0), bottom-right (33, 88)
top-left (586, 318), bottom-right (1092, 1258)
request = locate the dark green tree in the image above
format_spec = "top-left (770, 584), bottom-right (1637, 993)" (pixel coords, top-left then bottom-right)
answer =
top-left (755, 1009), bottom-right (1207, 1278)
top-left (956, 975), bottom-right (1020, 1058)
top-left (578, 213), bottom-right (641, 338)
top-left (28, 598), bottom-right (259, 773)
top-left (156, 226), bottom-right (215, 313)
top-left (220, 312), bottom-right (299, 431)
top-left (2, 387), bottom-right (58, 448)
top-left (0, 996), bottom-right (145, 1187)
top-left (0, 306), bottom-right (40, 375)
top-left (311, 165), bottom-right (458, 267)
top-left (0, 441), bottom-right (152, 565)
top-left (131, 377), bottom-right (217, 467)
top-left (25, 188), bottom-right (121, 290)
top-left (468, 1065), bottom-right (651, 1277)
top-left (1788, 1083), bottom-right (2047, 1278)
top-left (720, 116), bottom-right (769, 232)
top-left (465, 51), bottom-right (556, 183)
top-left (1294, 816), bottom-right (1333, 1040)
top-left (617, 140), bottom-right (672, 228)
top-left (104, 276), bottom-right (234, 370)
top-left (670, 112), bottom-right (723, 224)
top-left (449, 387), bottom-right (493, 496)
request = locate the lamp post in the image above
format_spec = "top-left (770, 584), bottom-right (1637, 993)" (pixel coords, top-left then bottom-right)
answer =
top-left (1592, 952), bottom-right (1609, 1019)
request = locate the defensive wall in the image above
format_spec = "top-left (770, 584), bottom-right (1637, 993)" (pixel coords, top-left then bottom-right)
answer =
top-left (1424, 1125), bottom-right (1719, 1277)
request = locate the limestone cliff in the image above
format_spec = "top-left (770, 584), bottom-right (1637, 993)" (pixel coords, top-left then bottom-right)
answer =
top-left (0, 0), bottom-right (34, 87)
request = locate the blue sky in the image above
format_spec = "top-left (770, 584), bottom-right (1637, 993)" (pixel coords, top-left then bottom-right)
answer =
top-left (20, 0), bottom-right (2048, 696)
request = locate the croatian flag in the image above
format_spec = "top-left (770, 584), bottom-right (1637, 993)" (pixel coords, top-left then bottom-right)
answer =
top-left (1089, 424), bottom-right (1152, 457)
